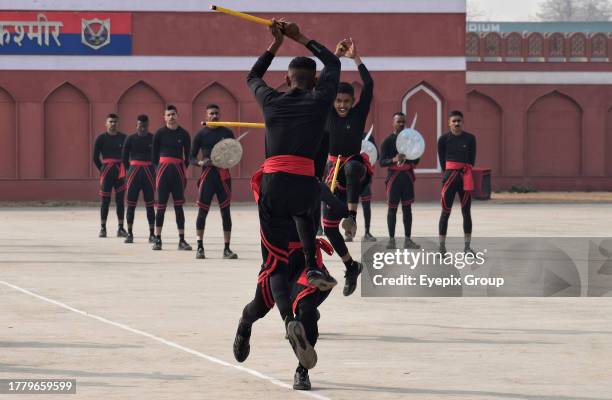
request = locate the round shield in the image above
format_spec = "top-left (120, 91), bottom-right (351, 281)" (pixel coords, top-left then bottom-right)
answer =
top-left (396, 128), bottom-right (425, 160)
top-left (210, 138), bottom-right (243, 169)
top-left (361, 140), bottom-right (378, 165)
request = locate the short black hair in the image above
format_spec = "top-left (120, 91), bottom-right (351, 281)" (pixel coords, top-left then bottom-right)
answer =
top-left (106, 113), bottom-right (118, 119)
top-left (448, 110), bottom-right (463, 119)
top-left (393, 112), bottom-right (405, 118)
top-left (137, 114), bottom-right (149, 123)
top-left (337, 82), bottom-right (355, 98)
top-left (206, 104), bottom-right (220, 111)
top-left (165, 104), bottom-right (178, 113)
top-left (288, 56), bottom-right (316, 72)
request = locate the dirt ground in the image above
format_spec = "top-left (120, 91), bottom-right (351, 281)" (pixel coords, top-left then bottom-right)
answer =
top-left (1, 202), bottom-right (611, 400)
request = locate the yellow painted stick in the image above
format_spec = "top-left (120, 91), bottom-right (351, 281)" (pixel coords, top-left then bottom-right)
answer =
top-left (202, 121), bottom-right (266, 129)
top-left (210, 5), bottom-right (273, 26)
top-left (330, 156), bottom-right (342, 193)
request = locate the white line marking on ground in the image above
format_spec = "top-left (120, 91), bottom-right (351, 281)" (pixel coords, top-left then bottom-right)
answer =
top-left (0, 280), bottom-right (331, 400)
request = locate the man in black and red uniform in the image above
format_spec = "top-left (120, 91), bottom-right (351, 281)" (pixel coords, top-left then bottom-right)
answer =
top-left (379, 112), bottom-right (421, 250)
top-left (437, 110), bottom-right (477, 254)
top-left (190, 104), bottom-right (238, 260)
top-left (93, 113), bottom-right (128, 238)
top-left (121, 114), bottom-right (156, 244)
top-left (241, 19), bottom-right (339, 370)
top-left (323, 38), bottom-right (373, 296)
top-left (151, 105), bottom-right (192, 251)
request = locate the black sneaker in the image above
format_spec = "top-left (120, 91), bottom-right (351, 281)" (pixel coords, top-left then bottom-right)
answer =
top-left (464, 245), bottom-right (475, 256)
top-left (386, 237), bottom-right (396, 249)
top-left (343, 261), bottom-right (363, 297)
top-left (293, 365), bottom-right (311, 391)
top-left (117, 227), bottom-right (128, 238)
top-left (196, 247), bottom-right (205, 259)
top-left (341, 215), bottom-right (357, 237)
top-left (152, 238), bottom-right (162, 251)
top-left (344, 232), bottom-right (354, 242)
top-left (439, 243), bottom-right (447, 256)
top-left (99, 228), bottom-right (107, 238)
top-left (124, 234), bottom-right (134, 244)
top-left (148, 234), bottom-right (156, 244)
top-left (233, 319), bottom-right (251, 363)
top-left (286, 318), bottom-right (317, 369)
top-left (178, 240), bottom-right (192, 251)
top-left (223, 248), bottom-right (238, 259)
top-left (404, 238), bottom-right (421, 249)
top-left (363, 231), bottom-right (377, 242)
top-left (306, 269), bottom-right (337, 291)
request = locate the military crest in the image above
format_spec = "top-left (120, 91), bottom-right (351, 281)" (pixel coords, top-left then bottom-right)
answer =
top-left (81, 18), bottom-right (111, 50)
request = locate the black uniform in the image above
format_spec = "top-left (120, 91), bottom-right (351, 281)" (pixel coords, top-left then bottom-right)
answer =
top-left (247, 40), bottom-right (340, 321)
top-left (122, 132), bottom-right (155, 229)
top-left (380, 133), bottom-right (419, 239)
top-left (325, 63), bottom-right (374, 204)
top-left (152, 126), bottom-right (191, 230)
top-left (93, 132), bottom-right (127, 224)
top-left (359, 133), bottom-right (376, 233)
top-left (190, 126), bottom-right (235, 232)
top-left (437, 131), bottom-right (477, 236)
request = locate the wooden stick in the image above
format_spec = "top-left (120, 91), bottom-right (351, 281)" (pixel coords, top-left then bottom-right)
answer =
top-left (330, 156), bottom-right (342, 193)
top-left (210, 5), bottom-right (273, 26)
top-left (202, 121), bottom-right (266, 129)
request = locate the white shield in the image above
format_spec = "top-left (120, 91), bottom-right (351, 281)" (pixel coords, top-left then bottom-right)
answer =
top-left (210, 138), bottom-right (243, 169)
top-left (396, 128), bottom-right (426, 160)
top-left (361, 140), bottom-right (378, 165)
top-left (81, 18), bottom-right (111, 50)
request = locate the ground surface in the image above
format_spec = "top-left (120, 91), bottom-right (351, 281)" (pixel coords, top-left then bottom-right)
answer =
top-left (1, 202), bottom-right (611, 400)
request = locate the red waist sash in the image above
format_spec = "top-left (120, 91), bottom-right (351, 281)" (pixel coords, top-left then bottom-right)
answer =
top-left (446, 161), bottom-right (474, 191)
top-left (250, 155), bottom-right (315, 203)
top-left (130, 160), bottom-right (152, 166)
top-left (102, 158), bottom-right (125, 178)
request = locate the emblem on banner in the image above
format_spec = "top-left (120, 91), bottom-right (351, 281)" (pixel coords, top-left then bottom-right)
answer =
top-left (81, 18), bottom-right (111, 50)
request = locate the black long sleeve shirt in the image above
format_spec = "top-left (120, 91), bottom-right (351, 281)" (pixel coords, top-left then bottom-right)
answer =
top-left (93, 132), bottom-right (127, 171)
top-left (379, 133), bottom-right (419, 175)
top-left (246, 40), bottom-right (340, 161)
top-left (151, 126), bottom-right (191, 167)
top-left (437, 131), bottom-right (477, 171)
top-left (327, 63), bottom-right (374, 157)
top-left (122, 132), bottom-right (153, 170)
top-left (189, 126), bottom-right (235, 167)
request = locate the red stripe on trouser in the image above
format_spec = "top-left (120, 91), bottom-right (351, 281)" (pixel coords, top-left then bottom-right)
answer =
top-left (143, 166), bottom-right (155, 190)
top-left (145, 201), bottom-right (155, 207)
top-left (360, 196), bottom-right (371, 202)
top-left (322, 218), bottom-right (341, 228)
top-left (259, 229), bottom-right (289, 261)
top-left (173, 199), bottom-right (185, 206)
top-left (99, 190), bottom-right (111, 197)
top-left (127, 200), bottom-right (137, 206)
top-left (292, 287), bottom-right (317, 314)
top-left (402, 200), bottom-right (414, 206)
top-left (441, 171), bottom-right (458, 213)
top-left (260, 274), bottom-right (275, 309)
top-left (174, 163), bottom-right (187, 188)
top-left (461, 191), bottom-right (471, 207)
top-left (155, 163), bottom-right (169, 189)
top-left (386, 171), bottom-right (399, 208)
top-left (196, 201), bottom-right (210, 211)
top-left (256, 231), bottom-right (289, 285)
top-left (126, 166), bottom-right (140, 192)
top-left (221, 179), bottom-right (232, 207)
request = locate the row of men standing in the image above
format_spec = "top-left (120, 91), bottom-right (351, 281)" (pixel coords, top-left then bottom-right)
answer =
top-left (92, 104), bottom-right (239, 259)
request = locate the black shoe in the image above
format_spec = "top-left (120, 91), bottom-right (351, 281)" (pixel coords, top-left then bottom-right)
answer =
top-left (124, 234), bottom-right (134, 244)
top-left (148, 234), bottom-right (156, 244)
top-left (386, 238), bottom-right (396, 249)
top-left (341, 215), bottom-right (357, 237)
top-left (223, 248), bottom-right (238, 259)
top-left (293, 365), bottom-right (312, 391)
top-left (152, 238), bottom-right (162, 251)
top-left (233, 319), bottom-right (251, 363)
top-left (363, 231), bottom-right (377, 242)
top-left (343, 262), bottom-right (363, 297)
top-left (344, 232), bottom-right (354, 242)
top-left (286, 318), bottom-right (317, 369)
top-left (99, 228), bottom-right (107, 238)
top-left (117, 227), bottom-right (128, 238)
top-left (439, 243), bottom-right (447, 256)
top-left (306, 269), bottom-right (337, 291)
top-left (404, 238), bottom-right (421, 249)
top-left (464, 245), bottom-right (475, 255)
top-left (178, 240), bottom-right (192, 251)
top-left (196, 247), bottom-right (205, 259)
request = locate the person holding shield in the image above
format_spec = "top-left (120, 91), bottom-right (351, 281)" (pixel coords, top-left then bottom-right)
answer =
top-left (380, 112), bottom-right (421, 249)
top-left (437, 110), bottom-right (477, 254)
top-left (190, 104), bottom-right (238, 260)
